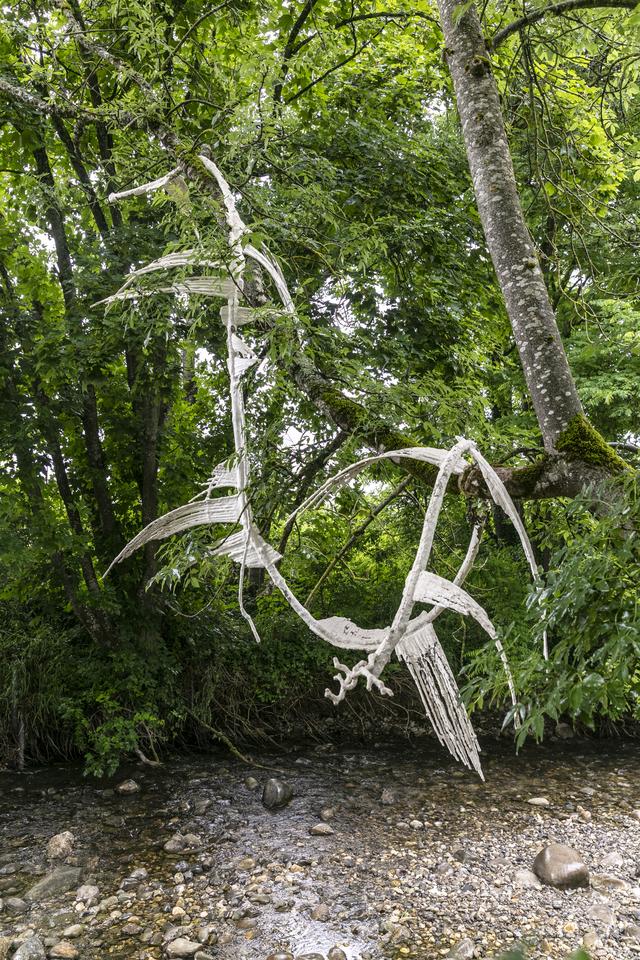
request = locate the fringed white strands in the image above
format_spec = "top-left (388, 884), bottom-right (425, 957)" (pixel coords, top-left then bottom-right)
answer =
top-left (103, 155), bottom-right (545, 777)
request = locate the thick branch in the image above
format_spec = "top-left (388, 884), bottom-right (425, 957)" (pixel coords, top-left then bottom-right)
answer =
top-left (491, 0), bottom-right (638, 48)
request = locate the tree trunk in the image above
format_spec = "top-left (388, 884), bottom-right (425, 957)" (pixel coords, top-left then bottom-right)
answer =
top-left (435, 0), bottom-right (583, 449)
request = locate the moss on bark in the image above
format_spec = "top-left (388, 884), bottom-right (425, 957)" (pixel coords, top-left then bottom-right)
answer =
top-left (555, 415), bottom-right (629, 474)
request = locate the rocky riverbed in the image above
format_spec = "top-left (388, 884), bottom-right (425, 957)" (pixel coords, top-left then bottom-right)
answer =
top-left (1, 737), bottom-right (639, 960)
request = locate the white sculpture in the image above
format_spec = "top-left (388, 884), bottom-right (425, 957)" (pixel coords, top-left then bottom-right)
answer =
top-left (103, 157), bottom-right (542, 779)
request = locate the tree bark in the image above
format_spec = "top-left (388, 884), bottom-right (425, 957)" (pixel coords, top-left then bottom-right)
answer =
top-left (435, 0), bottom-right (583, 450)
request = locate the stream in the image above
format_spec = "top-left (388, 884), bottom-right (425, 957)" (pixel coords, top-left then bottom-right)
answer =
top-left (1, 736), bottom-right (639, 960)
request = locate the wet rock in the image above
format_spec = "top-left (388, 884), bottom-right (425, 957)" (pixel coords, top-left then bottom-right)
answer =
top-left (631, 809), bottom-right (640, 822)
top-left (320, 806), bottom-right (336, 821)
top-left (447, 939), bottom-right (475, 959)
top-left (75, 883), bottom-right (100, 904)
top-left (194, 798), bottom-right (211, 815)
top-left (380, 788), bottom-right (396, 805)
top-left (266, 954), bottom-right (293, 960)
top-left (121, 867), bottom-right (148, 889)
top-left (47, 831), bottom-right (75, 860)
top-left (25, 866), bottom-right (82, 901)
top-left (532, 844), bottom-right (589, 889)
top-left (49, 942), bottom-right (79, 959)
top-left (262, 779), bottom-right (293, 811)
top-left (555, 722), bottom-right (574, 739)
top-left (297, 955), bottom-right (324, 960)
top-left (409, 820), bottom-right (424, 830)
top-left (236, 917), bottom-right (257, 930)
top-left (513, 868), bottom-right (542, 890)
top-left (310, 822), bottom-right (334, 836)
top-left (244, 776), bottom-right (259, 791)
top-left (310, 902), bottom-right (331, 921)
top-left (166, 938), bottom-right (202, 957)
top-left (327, 949), bottom-right (347, 960)
top-left (527, 797), bottom-right (550, 807)
top-left (61, 926), bottom-right (84, 939)
top-left (164, 833), bottom-right (187, 853)
top-left (5, 895), bottom-right (28, 912)
top-left (236, 856), bottom-right (256, 870)
top-left (13, 938), bottom-right (46, 960)
top-left (115, 779), bottom-right (140, 794)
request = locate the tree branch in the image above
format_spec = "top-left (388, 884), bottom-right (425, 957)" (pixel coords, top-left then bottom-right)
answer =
top-left (490, 0), bottom-right (638, 48)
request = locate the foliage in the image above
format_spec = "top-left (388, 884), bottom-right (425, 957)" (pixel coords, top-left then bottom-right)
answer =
top-left (464, 478), bottom-right (640, 743)
top-left (0, 0), bottom-right (638, 772)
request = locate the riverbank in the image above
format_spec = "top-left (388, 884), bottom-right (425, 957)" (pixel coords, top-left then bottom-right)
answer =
top-left (1, 736), bottom-right (639, 960)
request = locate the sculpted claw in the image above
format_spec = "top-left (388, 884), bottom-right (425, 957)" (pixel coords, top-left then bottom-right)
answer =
top-left (325, 656), bottom-right (394, 705)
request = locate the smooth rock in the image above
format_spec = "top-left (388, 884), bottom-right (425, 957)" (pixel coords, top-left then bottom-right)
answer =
top-left (310, 902), bottom-right (331, 921)
top-left (244, 777), bottom-right (259, 791)
top-left (448, 939), bottom-right (475, 959)
top-left (266, 954), bottom-right (293, 960)
top-left (310, 822), bottom-right (334, 836)
top-left (13, 938), bottom-right (46, 960)
top-left (166, 938), bottom-right (202, 957)
top-left (47, 831), bottom-right (75, 860)
top-left (380, 788), bottom-right (396, 805)
top-left (75, 883), bottom-right (100, 904)
top-left (62, 926), bottom-right (84, 939)
top-left (327, 950), bottom-right (347, 960)
top-left (49, 943), bottom-right (79, 959)
top-left (527, 797), bottom-right (550, 807)
top-left (513, 868), bottom-right (542, 890)
top-left (587, 904), bottom-right (616, 926)
top-left (320, 806), bottom-right (336, 821)
top-left (262, 779), bottom-right (293, 811)
top-left (297, 955), bottom-right (324, 960)
top-left (5, 895), bottom-right (28, 912)
top-left (532, 844), bottom-right (589, 889)
top-left (591, 873), bottom-right (628, 891)
top-left (25, 867), bottom-right (82, 901)
top-left (602, 851), bottom-right (624, 869)
top-left (115, 778), bottom-right (140, 794)
top-left (164, 833), bottom-right (187, 853)
top-left (582, 931), bottom-right (600, 951)
top-left (555, 722), bottom-right (574, 739)
top-left (631, 809), bottom-right (640, 822)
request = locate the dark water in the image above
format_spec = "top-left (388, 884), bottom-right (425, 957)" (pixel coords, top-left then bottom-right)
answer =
top-left (1, 736), bottom-right (639, 959)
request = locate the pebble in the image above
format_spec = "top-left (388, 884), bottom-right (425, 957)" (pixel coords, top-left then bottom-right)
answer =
top-left (25, 867), bottom-right (82, 901)
top-left (447, 939), bottom-right (475, 959)
top-left (532, 843), bottom-right (589, 889)
top-left (310, 902), bottom-right (331, 921)
top-left (49, 943), bottom-right (79, 959)
top-left (526, 797), bottom-right (550, 807)
top-left (13, 938), bottom-right (46, 960)
top-left (513, 868), bottom-right (541, 889)
top-left (380, 788), bottom-right (396, 805)
top-left (587, 904), bottom-right (616, 926)
top-left (165, 938), bottom-right (202, 957)
top-left (310, 822), bottom-right (334, 836)
top-left (46, 831), bottom-right (75, 860)
top-left (244, 777), bottom-right (259, 790)
top-left (327, 949), bottom-right (347, 960)
top-left (115, 779), bottom-right (140, 795)
top-left (75, 883), bottom-right (100, 904)
top-left (262, 778), bottom-right (294, 810)
top-left (265, 954), bottom-right (293, 960)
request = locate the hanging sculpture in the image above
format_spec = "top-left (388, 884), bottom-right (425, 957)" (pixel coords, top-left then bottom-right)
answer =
top-left (102, 156), bottom-right (543, 780)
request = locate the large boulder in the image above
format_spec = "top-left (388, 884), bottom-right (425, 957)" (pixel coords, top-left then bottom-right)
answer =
top-left (533, 844), bottom-right (589, 889)
top-left (13, 938), bottom-right (46, 960)
top-left (262, 778), bottom-right (293, 811)
top-left (25, 867), bottom-right (82, 902)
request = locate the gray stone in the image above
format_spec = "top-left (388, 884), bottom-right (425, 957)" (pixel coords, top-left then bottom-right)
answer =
top-left (310, 822), bottom-right (334, 836)
top-left (13, 938), bottom-right (46, 960)
top-left (448, 939), bottom-right (475, 959)
top-left (49, 943), bottom-right (79, 959)
top-left (244, 777), bottom-right (259, 790)
top-left (115, 779), bottom-right (140, 794)
top-left (5, 895), bottom-right (28, 912)
top-left (46, 831), bottom-right (75, 860)
top-left (555, 722), bottom-right (574, 739)
top-left (166, 938), bottom-right (202, 957)
top-left (266, 954), bottom-right (293, 960)
top-left (25, 867), bottom-right (82, 901)
top-left (310, 902), bottom-right (331, 921)
top-left (532, 844), bottom-right (589, 889)
top-left (164, 833), bottom-right (187, 853)
top-left (296, 955), bottom-right (324, 960)
top-left (75, 883), bottom-right (100, 904)
top-left (591, 874), bottom-right (628, 891)
top-left (602, 851), bottom-right (624, 869)
top-left (327, 950), bottom-right (347, 960)
top-left (527, 797), bottom-right (550, 807)
top-left (380, 788), bottom-right (396, 805)
top-left (62, 926), bottom-right (84, 939)
top-left (587, 904), bottom-right (616, 926)
top-left (513, 868), bottom-right (542, 890)
top-left (262, 779), bottom-right (293, 811)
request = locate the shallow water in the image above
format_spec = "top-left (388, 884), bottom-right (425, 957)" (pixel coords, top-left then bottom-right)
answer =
top-left (1, 735), bottom-right (639, 959)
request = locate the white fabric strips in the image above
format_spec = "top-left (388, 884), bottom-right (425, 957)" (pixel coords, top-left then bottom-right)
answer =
top-left (220, 305), bottom-right (254, 325)
top-left (210, 531), bottom-right (281, 568)
top-left (413, 571), bottom-right (496, 638)
top-left (315, 617), bottom-right (389, 648)
top-left (108, 168), bottom-right (180, 202)
top-left (105, 496), bottom-right (243, 574)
